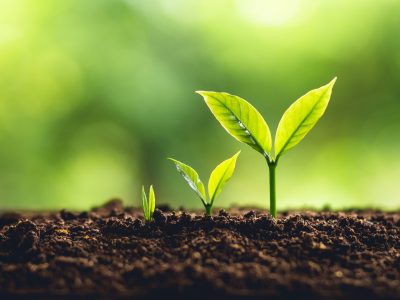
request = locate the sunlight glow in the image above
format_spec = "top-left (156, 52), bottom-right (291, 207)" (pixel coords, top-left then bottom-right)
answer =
top-left (236, 0), bottom-right (300, 27)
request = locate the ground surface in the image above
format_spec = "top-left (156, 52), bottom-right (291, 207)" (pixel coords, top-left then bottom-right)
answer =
top-left (0, 200), bottom-right (399, 299)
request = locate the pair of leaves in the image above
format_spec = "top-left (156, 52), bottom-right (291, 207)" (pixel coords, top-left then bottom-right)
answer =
top-left (197, 78), bottom-right (336, 162)
top-left (142, 185), bottom-right (155, 222)
top-left (169, 151), bottom-right (240, 208)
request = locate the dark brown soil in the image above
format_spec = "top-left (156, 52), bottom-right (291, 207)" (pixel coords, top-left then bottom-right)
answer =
top-left (0, 200), bottom-right (399, 300)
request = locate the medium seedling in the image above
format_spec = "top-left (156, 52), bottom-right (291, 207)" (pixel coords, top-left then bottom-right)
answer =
top-left (142, 185), bottom-right (155, 222)
top-left (169, 152), bottom-right (240, 216)
top-left (197, 78), bottom-right (336, 217)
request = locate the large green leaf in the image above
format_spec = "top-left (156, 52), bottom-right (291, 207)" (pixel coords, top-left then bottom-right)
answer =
top-left (208, 151), bottom-right (240, 205)
top-left (168, 158), bottom-right (207, 205)
top-left (197, 91), bottom-right (272, 160)
top-left (274, 78), bottom-right (337, 159)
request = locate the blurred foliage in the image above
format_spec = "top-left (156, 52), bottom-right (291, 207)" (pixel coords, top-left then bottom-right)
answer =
top-left (0, 0), bottom-right (399, 210)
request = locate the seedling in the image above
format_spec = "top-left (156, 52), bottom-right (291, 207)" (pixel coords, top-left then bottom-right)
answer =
top-left (197, 78), bottom-right (336, 218)
top-left (169, 152), bottom-right (240, 216)
top-left (142, 185), bottom-right (155, 222)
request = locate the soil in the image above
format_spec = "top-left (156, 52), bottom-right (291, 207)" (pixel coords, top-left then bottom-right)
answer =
top-left (0, 200), bottom-right (399, 300)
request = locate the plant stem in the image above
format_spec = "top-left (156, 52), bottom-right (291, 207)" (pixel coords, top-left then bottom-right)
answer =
top-left (205, 205), bottom-right (212, 216)
top-left (268, 161), bottom-right (277, 218)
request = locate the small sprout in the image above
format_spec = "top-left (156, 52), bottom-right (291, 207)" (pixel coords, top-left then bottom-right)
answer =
top-left (197, 78), bottom-right (336, 217)
top-left (142, 185), bottom-right (155, 222)
top-left (169, 152), bottom-right (240, 216)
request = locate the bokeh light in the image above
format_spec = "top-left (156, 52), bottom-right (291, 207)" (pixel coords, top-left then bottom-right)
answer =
top-left (0, 0), bottom-right (399, 210)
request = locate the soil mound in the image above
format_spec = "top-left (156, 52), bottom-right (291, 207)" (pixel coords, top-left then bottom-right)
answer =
top-left (0, 201), bottom-right (399, 299)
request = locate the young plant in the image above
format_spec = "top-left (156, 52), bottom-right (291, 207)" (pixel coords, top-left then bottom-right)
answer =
top-left (168, 152), bottom-right (240, 216)
top-left (197, 78), bottom-right (336, 218)
top-left (142, 185), bottom-right (155, 222)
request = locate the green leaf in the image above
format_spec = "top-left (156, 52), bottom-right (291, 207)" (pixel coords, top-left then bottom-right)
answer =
top-left (274, 78), bottom-right (337, 159)
top-left (141, 185), bottom-right (149, 221)
top-left (168, 158), bottom-right (207, 205)
top-left (208, 151), bottom-right (240, 205)
top-left (149, 185), bottom-right (155, 218)
top-left (197, 91), bottom-right (272, 160)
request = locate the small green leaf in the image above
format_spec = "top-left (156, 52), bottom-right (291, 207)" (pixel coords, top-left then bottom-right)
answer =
top-left (141, 185), bottom-right (149, 221)
top-left (148, 185), bottom-right (155, 218)
top-left (274, 78), bottom-right (337, 159)
top-left (197, 91), bottom-right (272, 160)
top-left (168, 158), bottom-right (207, 205)
top-left (208, 151), bottom-right (240, 205)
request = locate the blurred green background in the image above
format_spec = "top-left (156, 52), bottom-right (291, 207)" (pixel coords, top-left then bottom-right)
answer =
top-left (0, 0), bottom-right (399, 211)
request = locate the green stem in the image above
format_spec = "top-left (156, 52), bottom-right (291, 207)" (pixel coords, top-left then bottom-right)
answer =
top-left (268, 161), bottom-right (277, 218)
top-left (205, 205), bottom-right (212, 216)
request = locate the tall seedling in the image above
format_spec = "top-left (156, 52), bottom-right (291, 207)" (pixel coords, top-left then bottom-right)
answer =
top-left (197, 78), bottom-right (336, 217)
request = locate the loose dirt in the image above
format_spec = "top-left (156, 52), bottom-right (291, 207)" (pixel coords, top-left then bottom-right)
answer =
top-left (0, 200), bottom-right (399, 299)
